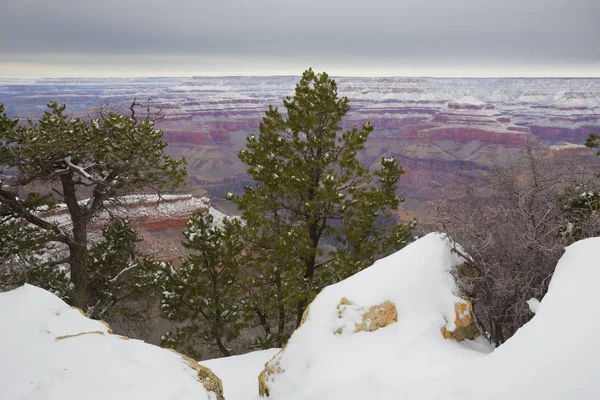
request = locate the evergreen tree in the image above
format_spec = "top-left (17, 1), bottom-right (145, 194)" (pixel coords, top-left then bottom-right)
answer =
top-left (560, 185), bottom-right (600, 241)
top-left (232, 69), bottom-right (413, 346)
top-left (1, 193), bottom-right (65, 293)
top-left (86, 218), bottom-right (158, 319)
top-left (0, 102), bottom-right (186, 307)
top-left (586, 133), bottom-right (600, 154)
top-left (158, 209), bottom-right (246, 358)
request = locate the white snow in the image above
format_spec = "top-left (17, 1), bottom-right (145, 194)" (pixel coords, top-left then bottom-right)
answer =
top-left (41, 194), bottom-right (231, 230)
top-left (527, 297), bottom-right (540, 313)
top-left (201, 349), bottom-right (280, 400)
top-left (4, 234), bottom-right (600, 400)
top-left (262, 233), bottom-right (492, 400)
top-left (0, 284), bottom-right (214, 400)
top-left (213, 234), bottom-right (600, 400)
top-left (548, 141), bottom-right (592, 151)
top-left (432, 237), bottom-right (600, 400)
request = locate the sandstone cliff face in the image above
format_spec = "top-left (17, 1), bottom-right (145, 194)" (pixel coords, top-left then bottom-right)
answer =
top-left (40, 194), bottom-right (219, 266)
top-left (37, 195), bottom-right (230, 349)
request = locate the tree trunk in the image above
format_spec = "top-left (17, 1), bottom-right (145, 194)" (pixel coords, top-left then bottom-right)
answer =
top-left (274, 271), bottom-right (286, 347)
top-left (69, 218), bottom-right (89, 308)
top-left (61, 173), bottom-right (90, 309)
top-left (295, 219), bottom-right (322, 327)
top-left (295, 263), bottom-right (315, 327)
top-left (216, 335), bottom-right (231, 357)
top-left (494, 321), bottom-right (505, 347)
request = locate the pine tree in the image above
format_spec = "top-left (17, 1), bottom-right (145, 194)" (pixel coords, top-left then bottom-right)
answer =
top-left (1, 193), bottom-right (65, 293)
top-left (232, 69), bottom-right (413, 345)
top-left (86, 218), bottom-right (156, 319)
top-left (586, 133), bottom-right (600, 154)
top-left (0, 102), bottom-right (186, 307)
top-left (157, 208), bottom-right (246, 358)
top-left (560, 185), bottom-right (600, 241)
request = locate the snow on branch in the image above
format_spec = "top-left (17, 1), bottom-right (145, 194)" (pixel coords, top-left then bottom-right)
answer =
top-left (64, 156), bottom-right (95, 181)
top-left (109, 261), bottom-right (139, 285)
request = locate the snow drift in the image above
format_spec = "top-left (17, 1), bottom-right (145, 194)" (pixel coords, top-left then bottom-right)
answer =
top-left (252, 234), bottom-right (600, 400)
top-left (432, 236), bottom-right (600, 400)
top-left (258, 233), bottom-right (492, 399)
top-left (3, 234), bottom-right (600, 400)
top-left (201, 349), bottom-right (280, 400)
top-left (0, 284), bottom-right (223, 400)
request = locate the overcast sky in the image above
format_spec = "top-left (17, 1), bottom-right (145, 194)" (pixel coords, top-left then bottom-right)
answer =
top-left (1, 0), bottom-right (598, 77)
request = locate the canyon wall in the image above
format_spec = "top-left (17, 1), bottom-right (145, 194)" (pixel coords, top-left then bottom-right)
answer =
top-left (1, 76), bottom-right (599, 202)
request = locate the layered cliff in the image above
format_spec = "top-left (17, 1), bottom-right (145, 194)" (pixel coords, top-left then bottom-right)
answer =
top-left (1, 77), bottom-right (599, 202)
top-left (40, 194), bottom-right (227, 265)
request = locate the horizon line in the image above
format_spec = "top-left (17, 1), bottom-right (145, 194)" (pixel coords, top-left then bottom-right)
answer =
top-left (2, 74), bottom-right (600, 80)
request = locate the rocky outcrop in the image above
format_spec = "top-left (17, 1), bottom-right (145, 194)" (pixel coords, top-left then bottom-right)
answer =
top-left (38, 194), bottom-right (216, 268)
top-left (258, 297), bottom-right (398, 397)
top-left (259, 351), bottom-right (284, 397)
top-left (334, 297), bottom-right (398, 334)
top-left (440, 299), bottom-right (478, 341)
top-left (545, 142), bottom-right (597, 158)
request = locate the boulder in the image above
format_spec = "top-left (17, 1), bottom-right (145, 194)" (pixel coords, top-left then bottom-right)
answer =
top-left (335, 297), bottom-right (398, 334)
top-left (441, 299), bottom-right (478, 341)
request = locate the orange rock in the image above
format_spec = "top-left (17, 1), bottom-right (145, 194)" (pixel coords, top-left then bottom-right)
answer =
top-left (336, 298), bottom-right (398, 334)
top-left (355, 301), bottom-right (398, 333)
top-left (441, 300), bottom-right (478, 341)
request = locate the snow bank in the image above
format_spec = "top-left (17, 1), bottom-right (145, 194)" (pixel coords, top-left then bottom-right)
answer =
top-left (255, 235), bottom-right (600, 400)
top-left (260, 233), bottom-right (491, 399)
top-left (0, 284), bottom-right (220, 400)
top-left (201, 349), bottom-right (280, 400)
top-left (433, 237), bottom-right (600, 400)
top-left (6, 235), bottom-right (599, 400)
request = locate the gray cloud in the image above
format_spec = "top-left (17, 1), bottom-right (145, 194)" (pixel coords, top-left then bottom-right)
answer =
top-left (0, 0), bottom-right (598, 76)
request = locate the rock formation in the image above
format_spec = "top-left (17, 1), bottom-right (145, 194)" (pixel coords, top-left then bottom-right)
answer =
top-left (2, 77), bottom-right (599, 204)
top-left (40, 194), bottom-right (223, 265)
top-left (334, 298), bottom-right (398, 334)
top-left (440, 299), bottom-right (478, 341)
